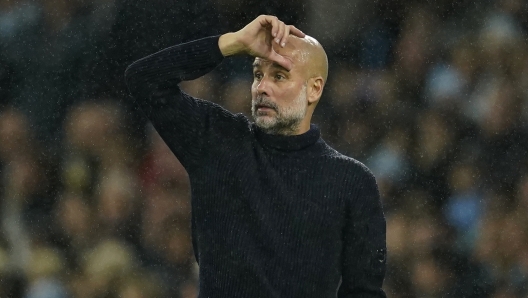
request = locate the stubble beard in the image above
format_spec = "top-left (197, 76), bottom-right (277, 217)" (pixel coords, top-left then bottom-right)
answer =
top-left (251, 84), bottom-right (308, 136)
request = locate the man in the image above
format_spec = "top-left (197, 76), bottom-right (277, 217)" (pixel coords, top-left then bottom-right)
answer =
top-left (125, 15), bottom-right (386, 297)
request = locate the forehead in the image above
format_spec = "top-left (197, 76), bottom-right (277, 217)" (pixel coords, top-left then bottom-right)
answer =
top-left (254, 38), bottom-right (307, 67)
top-left (252, 55), bottom-right (305, 74)
top-left (252, 58), bottom-right (290, 71)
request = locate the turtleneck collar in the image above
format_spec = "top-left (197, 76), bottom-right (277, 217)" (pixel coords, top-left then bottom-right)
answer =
top-left (253, 123), bottom-right (321, 152)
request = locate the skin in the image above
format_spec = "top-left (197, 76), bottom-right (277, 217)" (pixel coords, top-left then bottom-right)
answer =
top-left (218, 15), bottom-right (328, 135)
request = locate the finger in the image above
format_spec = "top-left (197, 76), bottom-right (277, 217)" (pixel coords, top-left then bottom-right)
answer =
top-left (275, 21), bottom-right (285, 45)
top-left (289, 25), bottom-right (306, 38)
top-left (269, 51), bottom-right (292, 71)
top-left (263, 16), bottom-right (279, 38)
top-left (280, 26), bottom-right (290, 47)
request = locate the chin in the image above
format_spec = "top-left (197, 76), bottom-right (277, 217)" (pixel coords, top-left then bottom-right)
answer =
top-left (254, 116), bottom-right (277, 130)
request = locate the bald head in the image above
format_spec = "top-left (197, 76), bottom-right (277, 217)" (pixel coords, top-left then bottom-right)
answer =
top-left (293, 35), bottom-right (328, 82)
top-left (264, 35), bottom-right (328, 84)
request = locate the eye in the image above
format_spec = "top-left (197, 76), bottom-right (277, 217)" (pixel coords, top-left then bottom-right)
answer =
top-left (253, 72), bottom-right (263, 80)
top-left (275, 74), bottom-right (285, 81)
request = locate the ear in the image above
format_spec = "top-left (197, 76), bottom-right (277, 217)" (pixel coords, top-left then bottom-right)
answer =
top-left (307, 76), bottom-right (324, 104)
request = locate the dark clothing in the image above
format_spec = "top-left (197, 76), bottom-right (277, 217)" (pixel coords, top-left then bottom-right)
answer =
top-left (125, 36), bottom-right (386, 297)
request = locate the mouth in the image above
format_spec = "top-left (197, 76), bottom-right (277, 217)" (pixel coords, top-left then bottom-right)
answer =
top-left (257, 106), bottom-right (273, 111)
top-left (256, 104), bottom-right (276, 112)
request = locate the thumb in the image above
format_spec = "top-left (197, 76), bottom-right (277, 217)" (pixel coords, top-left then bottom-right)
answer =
top-left (268, 50), bottom-right (292, 71)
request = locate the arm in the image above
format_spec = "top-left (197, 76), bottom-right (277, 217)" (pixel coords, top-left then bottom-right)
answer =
top-left (124, 15), bottom-right (304, 170)
top-left (338, 171), bottom-right (387, 298)
top-left (125, 35), bottom-right (228, 170)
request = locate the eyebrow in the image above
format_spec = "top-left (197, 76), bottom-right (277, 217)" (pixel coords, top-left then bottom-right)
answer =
top-left (252, 61), bottom-right (290, 72)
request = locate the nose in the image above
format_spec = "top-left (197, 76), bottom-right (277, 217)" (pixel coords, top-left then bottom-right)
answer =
top-left (255, 76), bottom-right (270, 97)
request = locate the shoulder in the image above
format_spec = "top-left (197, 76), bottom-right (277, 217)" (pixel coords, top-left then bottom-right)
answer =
top-left (194, 96), bottom-right (251, 131)
top-left (322, 146), bottom-right (383, 217)
top-left (319, 143), bottom-right (380, 205)
top-left (320, 143), bottom-right (375, 180)
top-left (194, 98), bottom-right (254, 148)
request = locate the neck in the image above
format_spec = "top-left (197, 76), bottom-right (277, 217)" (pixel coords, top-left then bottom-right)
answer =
top-left (254, 123), bottom-right (321, 152)
top-left (293, 121), bottom-right (311, 135)
top-left (258, 119), bottom-right (311, 136)
top-left (292, 114), bottom-right (313, 135)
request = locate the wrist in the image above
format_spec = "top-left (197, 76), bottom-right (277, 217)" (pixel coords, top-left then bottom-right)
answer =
top-left (218, 32), bottom-right (244, 57)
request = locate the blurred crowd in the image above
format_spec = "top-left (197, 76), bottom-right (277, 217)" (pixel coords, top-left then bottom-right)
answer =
top-left (1, 0), bottom-right (528, 297)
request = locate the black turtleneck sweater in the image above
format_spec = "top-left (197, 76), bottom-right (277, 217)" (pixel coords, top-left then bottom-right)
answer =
top-left (125, 36), bottom-right (386, 298)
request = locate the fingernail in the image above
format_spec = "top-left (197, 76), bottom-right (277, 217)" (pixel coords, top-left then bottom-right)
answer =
top-left (281, 42), bottom-right (285, 47)
top-left (273, 33), bottom-right (277, 37)
top-left (275, 39), bottom-right (280, 44)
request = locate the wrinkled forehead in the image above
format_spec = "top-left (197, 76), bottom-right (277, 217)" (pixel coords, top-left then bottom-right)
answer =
top-left (252, 58), bottom-right (292, 71)
top-left (253, 47), bottom-right (307, 72)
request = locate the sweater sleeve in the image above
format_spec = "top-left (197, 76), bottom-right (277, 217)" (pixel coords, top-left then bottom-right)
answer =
top-left (338, 170), bottom-right (387, 298)
top-left (124, 35), bottom-right (245, 170)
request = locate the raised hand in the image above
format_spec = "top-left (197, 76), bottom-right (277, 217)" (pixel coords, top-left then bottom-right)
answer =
top-left (218, 15), bottom-right (305, 70)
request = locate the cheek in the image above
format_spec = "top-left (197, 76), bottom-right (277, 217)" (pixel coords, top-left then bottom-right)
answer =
top-left (279, 90), bottom-right (298, 105)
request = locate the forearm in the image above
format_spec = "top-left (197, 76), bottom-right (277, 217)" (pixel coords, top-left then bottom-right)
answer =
top-left (218, 32), bottom-right (245, 57)
top-left (124, 35), bottom-right (225, 97)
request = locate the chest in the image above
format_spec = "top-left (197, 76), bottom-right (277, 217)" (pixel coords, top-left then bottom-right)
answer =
top-left (194, 148), bottom-right (348, 229)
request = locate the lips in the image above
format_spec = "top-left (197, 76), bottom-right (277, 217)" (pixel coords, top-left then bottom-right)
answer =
top-left (254, 97), bottom-right (278, 113)
top-left (256, 104), bottom-right (276, 112)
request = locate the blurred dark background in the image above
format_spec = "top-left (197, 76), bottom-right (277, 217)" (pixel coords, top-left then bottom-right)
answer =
top-left (1, 0), bottom-right (528, 297)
